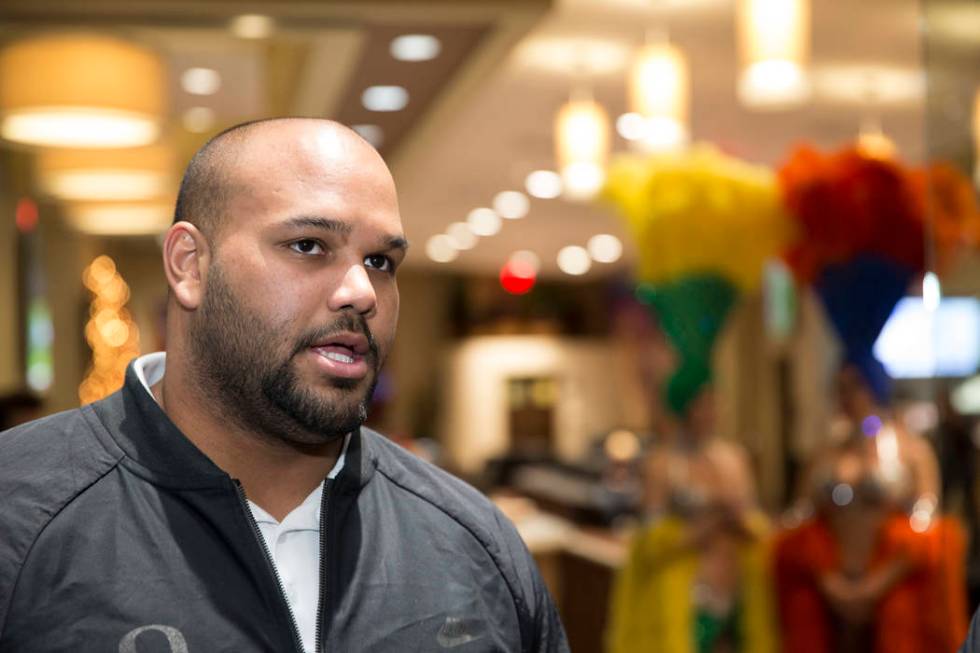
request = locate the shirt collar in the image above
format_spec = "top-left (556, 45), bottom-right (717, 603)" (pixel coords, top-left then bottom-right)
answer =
top-left (248, 480), bottom-right (324, 529)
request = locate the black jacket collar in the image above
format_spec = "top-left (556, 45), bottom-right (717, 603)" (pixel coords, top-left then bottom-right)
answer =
top-left (90, 362), bottom-right (375, 492)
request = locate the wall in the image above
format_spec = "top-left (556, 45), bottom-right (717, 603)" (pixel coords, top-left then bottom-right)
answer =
top-left (382, 270), bottom-right (453, 438)
top-left (0, 189), bottom-right (19, 394)
top-left (438, 335), bottom-right (632, 474)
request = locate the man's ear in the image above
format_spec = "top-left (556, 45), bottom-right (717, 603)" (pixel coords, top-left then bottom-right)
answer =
top-left (162, 221), bottom-right (211, 310)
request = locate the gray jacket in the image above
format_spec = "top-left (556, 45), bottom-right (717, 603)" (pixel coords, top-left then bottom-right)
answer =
top-left (0, 364), bottom-right (568, 652)
top-left (963, 610), bottom-right (980, 653)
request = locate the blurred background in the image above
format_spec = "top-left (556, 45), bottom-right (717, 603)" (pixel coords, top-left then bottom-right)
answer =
top-left (0, 0), bottom-right (979, 651)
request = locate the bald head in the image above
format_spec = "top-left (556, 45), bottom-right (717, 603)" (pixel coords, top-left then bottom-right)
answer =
top-left (173, 118), bottom-right (385, 242)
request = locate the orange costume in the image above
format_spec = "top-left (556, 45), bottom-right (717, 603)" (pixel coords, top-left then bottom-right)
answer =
top-left (774, 514), bottom-right (967, 653)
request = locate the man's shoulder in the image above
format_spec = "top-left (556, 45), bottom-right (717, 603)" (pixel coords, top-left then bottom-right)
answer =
top-left (3, 406), bottom-right (87, 465)
top-left (358, 430), bottom-right (570, 652)
top-left (362, 428), bottom-right (504, 528)
top-left (0, 404), bottom-right (120, 477)
top-left (0, 404), bottom-right (124, 531)
top-left (0, 404), bottom-right (124, 636)
top-left (360, 429), bottom-right (539, 597)
top-left (360, 428), bottom-right (534, 567)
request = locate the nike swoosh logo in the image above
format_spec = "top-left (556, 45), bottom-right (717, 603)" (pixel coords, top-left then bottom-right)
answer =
top-left (436, 616), bottom-right (484, 648)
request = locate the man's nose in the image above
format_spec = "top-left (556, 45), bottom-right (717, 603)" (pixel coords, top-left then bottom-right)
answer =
top-left (328, 263), bottom-right (377, 316)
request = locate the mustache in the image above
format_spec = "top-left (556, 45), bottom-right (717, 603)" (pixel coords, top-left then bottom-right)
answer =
top-left (293, 313), bottom-right (379, 362)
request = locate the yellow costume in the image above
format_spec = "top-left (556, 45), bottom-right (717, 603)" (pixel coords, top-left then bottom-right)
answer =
top-left (607, 514), bottom-right (777, 653)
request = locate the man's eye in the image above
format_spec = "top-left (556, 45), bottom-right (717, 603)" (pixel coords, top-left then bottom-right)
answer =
top-left (365, 254), bottom-right (393, 271)
top-left (290, 240), bottom-right (323, 255)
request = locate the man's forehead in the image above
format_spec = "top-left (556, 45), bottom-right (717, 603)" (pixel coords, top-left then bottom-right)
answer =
top-left (231, 121), bottom-right (374, 173)
top-left (276, 123), bottom-right (356, 156)
top-left (213, 122), bottom-right (401, 235)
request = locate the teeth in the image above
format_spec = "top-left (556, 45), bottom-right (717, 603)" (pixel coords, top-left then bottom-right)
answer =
top-left (325, 351), bottom-right (354, 364)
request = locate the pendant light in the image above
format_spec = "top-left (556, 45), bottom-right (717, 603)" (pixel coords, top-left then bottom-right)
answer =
top-left (629, 35), bottom-right (690, 152)
top-left (555, 88), bottom-right (610, 201)
top-left (736, 0), bottom-right (811, 108)
top-left (0, 34), bottom-right (165, 148)
top-left (35, 144), bottom-right (174, 201)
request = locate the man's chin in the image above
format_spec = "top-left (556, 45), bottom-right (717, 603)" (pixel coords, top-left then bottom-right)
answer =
top-left (274, 391), bottom-right (369, 443)
top-left (303, 377), bottom-right (375, 420)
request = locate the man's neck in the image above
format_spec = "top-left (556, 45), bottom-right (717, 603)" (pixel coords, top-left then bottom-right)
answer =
top-left (155, 358), bottom-right (343, 522)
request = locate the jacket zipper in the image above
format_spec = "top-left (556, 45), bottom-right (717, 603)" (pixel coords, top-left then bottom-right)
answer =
top-left (233, 480), bottom-right (305, 653)
top-left (314, 480), bottom-right (332, 653)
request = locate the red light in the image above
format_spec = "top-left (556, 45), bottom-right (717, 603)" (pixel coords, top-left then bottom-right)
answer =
top-left (15, 197), bottom-right (38, 233)
top-left (500, 260), bottom-right (536, 295)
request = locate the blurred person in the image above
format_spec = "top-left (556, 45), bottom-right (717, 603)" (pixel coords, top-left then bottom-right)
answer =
top-left (775, 362), bottom-right (967, 653)
top-left (935, 382), bottom-right (980, 612)
top-left (798, 364), bottom-right (941, 518)
top-left (607, 383), bottom-right (777, 653)
top-left (936, 383), bottom-right (977, 526)
top-left (0, 119), bottom-right (567, 652)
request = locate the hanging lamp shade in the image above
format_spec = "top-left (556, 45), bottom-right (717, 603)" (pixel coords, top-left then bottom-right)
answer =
top-left (0, 34), bottom-right (165, 148)
top-left (65, 201), bottom-right (175, 236)
top-left (555, 96), bottom-right (610, 200)
top-left (736, 0), bottom-right (810, 108)
top-left (35, 144), bottom-right (174, 201)
top-left (629, 41), bottom-right (689, 152)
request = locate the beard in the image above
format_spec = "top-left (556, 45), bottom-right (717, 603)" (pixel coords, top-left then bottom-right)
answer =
top-left (187, 263), bottom-right (381, 445)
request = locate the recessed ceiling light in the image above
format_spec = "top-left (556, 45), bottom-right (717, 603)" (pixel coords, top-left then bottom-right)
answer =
top-left (467, 208), bottom-right (501, 236)
top-left (181, 67), bottom-right (221, 96)
top-left (616, 112), bottom-right (646, 141)
top-left (510, 250), bottom-right (541, 274)
top-left (447, 222), bottom-right (477, 250)
top-left (493, 191), bottom-right (530, 220)
top-left (426, 234), bottom-right (458, 263)
top-left (183, 107), bottom-right (215, 133)
top-left (362, 86), bottom-right (409, 112)
top-left (390, 34), bottom-right (441, 62)
top-left (524, 170), bottom-right (562, 199)
top-left (557, 245), bottom-right (591, 275)
top-left (587, 234), bottom-right (622, 263)
top-left (230, 14), bottom-right (275, 39)
top-left (351, 124), bottom-right (384, 148)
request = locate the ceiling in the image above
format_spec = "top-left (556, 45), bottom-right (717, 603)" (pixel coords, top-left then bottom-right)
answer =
top-left (396, 0), bottom-right (928, 277)
top-left (0, 0), bottom-right (975, 280)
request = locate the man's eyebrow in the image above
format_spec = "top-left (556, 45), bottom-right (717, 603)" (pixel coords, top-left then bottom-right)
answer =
top-left (281, 216), bottom-right (353, 235)
top-left (281, 216), bottom-right (407, 251)
top-left (384, 235), bottom-right (409, 252)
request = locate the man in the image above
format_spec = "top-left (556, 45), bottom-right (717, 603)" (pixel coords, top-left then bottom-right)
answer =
top-left (0, 118), bottom-right (568, 652)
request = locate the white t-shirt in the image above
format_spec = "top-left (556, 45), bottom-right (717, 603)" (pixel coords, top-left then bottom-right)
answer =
top-left (133, 352), bottom-right (347, 653)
